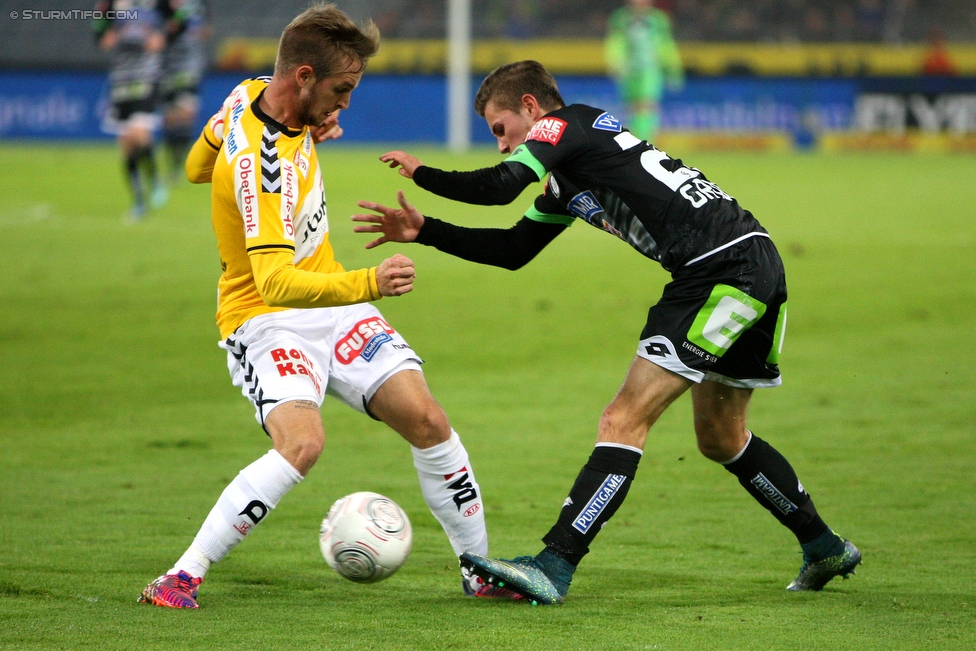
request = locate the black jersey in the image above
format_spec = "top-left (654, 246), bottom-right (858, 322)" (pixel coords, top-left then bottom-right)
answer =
top-left (94, 0), bottom-right (165, 103)
top-left (414, 104), bottom-right (769, 273)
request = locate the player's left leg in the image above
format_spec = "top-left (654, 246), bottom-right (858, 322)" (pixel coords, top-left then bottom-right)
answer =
top-left (323, 304), bottom-right (495, 596)
top-left (119, 113), bottom-right (165, 219)
top-left (692, 379), bottom-right (860, 590)
top-left (367, 368), bottom-right (493, 595)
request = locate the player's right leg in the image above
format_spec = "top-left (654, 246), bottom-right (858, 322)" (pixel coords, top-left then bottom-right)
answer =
top-left (140, 313), bottom-right (323, 608)
top-left (462, 358), bottom-right (690, 604)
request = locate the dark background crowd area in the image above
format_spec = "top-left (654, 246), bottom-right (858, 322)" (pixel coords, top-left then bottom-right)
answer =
top-left (380, 0), bottom-right (973, 43)
top-left (0, 0), bottom-right (972, 70)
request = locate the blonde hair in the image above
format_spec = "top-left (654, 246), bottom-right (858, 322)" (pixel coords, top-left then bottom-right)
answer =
top-left (275, 4), bottom-right (379, 79)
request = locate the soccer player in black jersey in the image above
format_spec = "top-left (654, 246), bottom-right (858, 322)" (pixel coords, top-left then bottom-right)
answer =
top-left (353, 60), bottom-right (861, 604)
top-left (94, 0), bottom-right (169, 220)
top-left (159, 0), bottom-right (208, 182)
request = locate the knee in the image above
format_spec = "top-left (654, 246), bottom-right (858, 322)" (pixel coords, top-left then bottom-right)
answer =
top-left (598, 403), bottom-right (645, 447)
top-left (406, 402), bottom-right (451, 449)
top-left (286, 430), bottom-right (324, 472)
top-left (694, 419), bottom-right (746, 463)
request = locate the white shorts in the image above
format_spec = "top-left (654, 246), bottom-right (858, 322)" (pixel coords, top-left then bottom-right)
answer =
top-left (220, 304), bottom-right (423, 427)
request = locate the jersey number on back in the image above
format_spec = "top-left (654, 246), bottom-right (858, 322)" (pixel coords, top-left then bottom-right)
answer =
top-left (616, 136), bottom-right (733, 208)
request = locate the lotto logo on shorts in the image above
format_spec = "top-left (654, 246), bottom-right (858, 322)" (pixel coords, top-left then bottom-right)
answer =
top-left (526, 117), bottom-right (568, 146)
top-left (336, 318), bottom-right (396, 364)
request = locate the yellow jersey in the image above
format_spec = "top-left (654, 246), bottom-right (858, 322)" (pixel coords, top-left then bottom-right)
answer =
top-left (186, 77), bottom-right (380, 339)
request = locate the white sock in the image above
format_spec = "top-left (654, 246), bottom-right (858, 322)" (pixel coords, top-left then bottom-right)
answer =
top-left (170, 449), bottom-right (303, 578)
top-left (411, 430), bottom-right (488, 557)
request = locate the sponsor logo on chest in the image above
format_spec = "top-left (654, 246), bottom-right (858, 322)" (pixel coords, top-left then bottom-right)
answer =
top-left (294, 173), bottom-right (327, 262)
top-left (526, 117), bottom-right (568, 145)
top-left (223, 87), bottom-right (249, 162)
top-left (293, 147), bottom-right (310, 178)
top-left (279, 158), bottom-right (297, 241)
top-left (235, 153), bottom-right (259, 238)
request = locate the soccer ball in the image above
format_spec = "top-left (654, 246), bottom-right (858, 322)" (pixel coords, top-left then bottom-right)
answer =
top-left (319, 492), bottom-right (412, 583)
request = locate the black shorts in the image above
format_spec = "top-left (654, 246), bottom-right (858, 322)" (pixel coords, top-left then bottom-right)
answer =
top-left (113, 97), bottom-right (156, 122)
top-left (637, 234), bottom-right (788, 388)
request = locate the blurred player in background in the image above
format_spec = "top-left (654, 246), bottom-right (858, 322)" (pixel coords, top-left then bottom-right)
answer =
top-left (159, 0), bottom-right (209, 182)
top-left (356, 60), bottom-right (861, 605)
top-left (94, 0), bottom-right (169, 220)
top-left (138, 5), bottom-right (493, 609)
top-left (605, 0), bottom-right (683, 142)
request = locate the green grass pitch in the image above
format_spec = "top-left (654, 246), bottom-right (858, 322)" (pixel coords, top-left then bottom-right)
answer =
top-left (1, 142), bottom-right (974, 650)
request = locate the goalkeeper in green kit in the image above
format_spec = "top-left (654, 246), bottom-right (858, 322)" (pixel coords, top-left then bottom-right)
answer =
top-left (605, 0), bottom-right (683, 142)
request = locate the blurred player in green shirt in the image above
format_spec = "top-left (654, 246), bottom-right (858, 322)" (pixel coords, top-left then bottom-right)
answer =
top-left (605, 0), bottom-right (683, 142)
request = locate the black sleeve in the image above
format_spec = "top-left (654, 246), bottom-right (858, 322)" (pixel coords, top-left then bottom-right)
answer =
top-left (414, 215), bottom-right (567, 270)
top-left (412, 161), bottom-right (539, 206)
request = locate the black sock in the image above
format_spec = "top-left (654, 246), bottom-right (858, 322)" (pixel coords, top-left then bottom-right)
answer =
top-left (542, 445), bottom-right (642, 566)
top-left (124, 150), bottom-right (144, 205)
top-left (723, 433), bottom-right (829, 544)
top-left (166, 129), bottom-right (192, 173)
top-left (136, 144), bottom-right (158, 186)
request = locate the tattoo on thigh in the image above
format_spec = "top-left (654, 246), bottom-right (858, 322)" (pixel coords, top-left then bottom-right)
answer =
top-left (293, 400), bottom-right (319, 411)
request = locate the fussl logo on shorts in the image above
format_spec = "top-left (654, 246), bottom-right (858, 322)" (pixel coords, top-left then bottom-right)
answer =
top-left (335, 317), bottom-right (396, 364)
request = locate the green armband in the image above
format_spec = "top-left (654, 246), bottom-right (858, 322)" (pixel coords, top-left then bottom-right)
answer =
top-left (505, 145), bottom-right (548, 182)
top-left (525, 205), bottom-right (574, 226)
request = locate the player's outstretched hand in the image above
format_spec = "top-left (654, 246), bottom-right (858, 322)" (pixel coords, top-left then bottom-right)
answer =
top-left (376, 253), bottom-right (415, 297)
top-left (380, 151), bottom-right (424, 179)
top-left (352, 190), bottom-right (425, 249)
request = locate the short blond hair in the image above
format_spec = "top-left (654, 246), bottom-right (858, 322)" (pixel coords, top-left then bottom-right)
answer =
top-left (276, 4), bottom-right (379, 79)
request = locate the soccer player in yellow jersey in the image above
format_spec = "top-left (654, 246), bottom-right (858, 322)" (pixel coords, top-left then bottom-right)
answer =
top-left (138, 5), bottom-right (495, 608)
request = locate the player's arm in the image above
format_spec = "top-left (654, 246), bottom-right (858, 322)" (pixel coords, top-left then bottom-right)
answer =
top-left (185, 126), bottom-right (221, 183)
top-left (380, 150), bottom-right (541, 206)
top-left (185, 104), bottom-right (227, 183)
top-left (234, 167), bottom-right (411, 305)
top-left (249, 249), bottom-right (414, 307)
top-left (353, 190), bottom-right (569, 271)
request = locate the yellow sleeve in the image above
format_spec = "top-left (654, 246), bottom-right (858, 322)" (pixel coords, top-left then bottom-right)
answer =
top-left (186, 103), bottom-right (228, 184)
top-left (185, 127), bottom-right (221, 183)
top-left (249, 249), bottom-right (381, 308)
